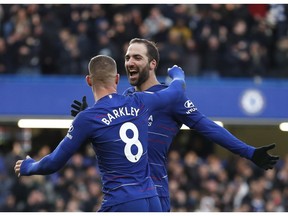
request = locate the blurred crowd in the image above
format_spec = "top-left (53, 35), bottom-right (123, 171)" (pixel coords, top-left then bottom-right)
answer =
top-left (0, 135), bottom-right (288, 212)
top-left (0, 4), bottom-right (288, 78)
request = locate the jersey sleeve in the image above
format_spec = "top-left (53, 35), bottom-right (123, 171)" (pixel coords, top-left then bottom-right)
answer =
top-left (172, 93), bottom-right (205, 127)
top-left (20, 112), bottom-right (91, 175)
top-left (174, 94), bottom-right (255, 159)
top-left (193, 117), bottom-right (255, 159)
top-left (137, 79), bottom-right (185, 111)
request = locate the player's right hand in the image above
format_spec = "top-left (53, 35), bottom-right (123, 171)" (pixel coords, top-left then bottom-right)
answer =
top-left (167, 65), bottom-right (185, 81)
top-left (71, 96), bottom-right (88, 117)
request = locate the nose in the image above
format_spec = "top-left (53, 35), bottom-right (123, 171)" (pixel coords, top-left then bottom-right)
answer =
top-left (126, 58), bottom-right (135, 67)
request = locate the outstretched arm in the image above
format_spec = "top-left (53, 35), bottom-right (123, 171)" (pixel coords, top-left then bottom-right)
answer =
top-left (14, 113), bottom-right (90, 176)
top-left (15, 141), bottom-right (75, 176)
top-left (193, 116), bottom-right (279, 170)
top-left (173, 93), bottom-right (279, 170)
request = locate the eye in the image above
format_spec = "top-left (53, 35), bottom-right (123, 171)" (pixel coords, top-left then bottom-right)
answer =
top-left (135, 55), bottom-right (142, 60)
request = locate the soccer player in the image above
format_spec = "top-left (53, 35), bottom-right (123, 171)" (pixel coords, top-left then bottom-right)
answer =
top-left (14, 55), bottom-right (187, 212)
top-left (71, 39), bottom-right (279, 212)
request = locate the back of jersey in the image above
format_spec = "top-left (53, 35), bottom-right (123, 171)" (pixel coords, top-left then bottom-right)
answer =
top-left (84, 93), bottom-right (157, 208)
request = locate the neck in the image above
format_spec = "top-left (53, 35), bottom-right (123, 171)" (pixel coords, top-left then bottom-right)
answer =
top-left (93, 85), bottom-right (117, 101)
top-left (135, 73), bottom-right (160, 92)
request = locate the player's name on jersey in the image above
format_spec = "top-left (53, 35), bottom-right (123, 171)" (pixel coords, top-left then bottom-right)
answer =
top-left (102, 106), bottom-right (140, 125)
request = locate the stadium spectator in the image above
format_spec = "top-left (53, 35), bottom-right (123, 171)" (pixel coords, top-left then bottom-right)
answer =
top-left (273, 36), bottom-right (288, 77)
top-left (0, 37), bottom-right (11, 74)
top-left (247, 40), bottom-right (269, 77)
top-left (141, 6), bottom-right (173, 40)
top-left (198, 34), bottom-right (225, 78)
top-left (158, 30), bottom-right (185, 75)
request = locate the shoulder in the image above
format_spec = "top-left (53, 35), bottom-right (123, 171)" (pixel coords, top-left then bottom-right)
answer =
top-left (147, 84), bottom-right (168, 92)
top-left (73, 109), bottom-right (90, 124)
top-left (123, 87), bottom-right (136, 96)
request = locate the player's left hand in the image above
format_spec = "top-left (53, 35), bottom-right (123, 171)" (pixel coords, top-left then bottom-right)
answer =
top-left (14, 155), bottom-right (31, 177)
top-left (71, 96), bottom-right (88, 117)
top-left (251, 143), bottom-right (279, 170)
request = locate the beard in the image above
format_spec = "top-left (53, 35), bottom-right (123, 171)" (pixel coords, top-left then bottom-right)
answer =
top-left (126, 63), bottom-right (150, 87)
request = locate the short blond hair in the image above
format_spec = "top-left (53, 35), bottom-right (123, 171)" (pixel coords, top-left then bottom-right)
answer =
top-left (88, 55), bottom-right (117, 84)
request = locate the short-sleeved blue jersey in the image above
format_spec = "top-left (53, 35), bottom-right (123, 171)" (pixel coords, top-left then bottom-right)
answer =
top-left (123, 84), bottom-right (255, 199)
top-left (20, 78), bottom-right (185, 210)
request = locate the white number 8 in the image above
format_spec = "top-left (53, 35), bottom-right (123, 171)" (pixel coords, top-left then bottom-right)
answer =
top-left (119, 122), bottom-right (143, 163)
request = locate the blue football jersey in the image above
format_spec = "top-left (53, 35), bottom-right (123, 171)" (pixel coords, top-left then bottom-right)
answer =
top-left (123, 84), bottom-right (255, 199)
top-left (71, 93), bottom-right (158, 208)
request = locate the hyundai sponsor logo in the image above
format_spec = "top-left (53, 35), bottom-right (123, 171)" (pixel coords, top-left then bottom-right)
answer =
top-left (184, 100), bottom-right (194, 108)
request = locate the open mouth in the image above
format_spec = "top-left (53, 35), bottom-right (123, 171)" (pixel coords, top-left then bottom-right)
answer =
top-left (129, 70), bottom-right (138, 79)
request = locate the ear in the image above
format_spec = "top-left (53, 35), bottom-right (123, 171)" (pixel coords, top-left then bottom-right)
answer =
top-left (115, 74), bottom-right (120, 85)
top-left (86, 75), bottom-right (92, 87)
top-left (150, 59), bottom-right (157, 70)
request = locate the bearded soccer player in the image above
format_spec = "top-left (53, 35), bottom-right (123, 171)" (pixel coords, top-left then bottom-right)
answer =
top-left (71, 39), bottom-right (279, 212)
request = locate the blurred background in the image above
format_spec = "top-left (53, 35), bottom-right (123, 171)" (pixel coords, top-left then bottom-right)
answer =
top-left (0, 4), bottom-right (288, 212)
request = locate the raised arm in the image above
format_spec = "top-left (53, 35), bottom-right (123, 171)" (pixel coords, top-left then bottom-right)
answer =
top-left (138, 65), bottom-right (186, 111)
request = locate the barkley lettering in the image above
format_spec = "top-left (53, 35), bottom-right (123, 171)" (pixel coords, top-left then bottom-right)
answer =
top-left (102, 106), bottom-right (140, 125)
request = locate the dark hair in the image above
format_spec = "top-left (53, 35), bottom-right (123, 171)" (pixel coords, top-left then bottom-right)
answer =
top-left (129, 38), bottom-right (160, 69)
